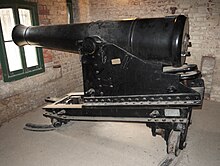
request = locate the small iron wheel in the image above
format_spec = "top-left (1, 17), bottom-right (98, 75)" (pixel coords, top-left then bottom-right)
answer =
top-left (51, 118), bottom-right (62, 128)
top-left (167, 130), bottom-right (181, 156)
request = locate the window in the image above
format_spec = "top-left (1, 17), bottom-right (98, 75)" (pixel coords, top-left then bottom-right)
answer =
top-left (0, 1), bottom-right (44, 82)
top-left (66, 0), bottom-right (73, 24)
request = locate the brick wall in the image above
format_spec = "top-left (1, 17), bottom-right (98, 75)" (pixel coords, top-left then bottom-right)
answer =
top-left (0, 0), bottom-right (83, 125)
top-left (72, 0), bottom-right (90, 23)
top-left (78, 0), bottom-right (220, 102)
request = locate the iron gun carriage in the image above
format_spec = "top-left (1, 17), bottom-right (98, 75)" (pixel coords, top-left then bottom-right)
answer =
top-left (12, 15), bottom-right (204, 156)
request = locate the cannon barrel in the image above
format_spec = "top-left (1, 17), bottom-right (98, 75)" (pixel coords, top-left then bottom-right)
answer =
top-left (12, 15), bottom-right (189, 66)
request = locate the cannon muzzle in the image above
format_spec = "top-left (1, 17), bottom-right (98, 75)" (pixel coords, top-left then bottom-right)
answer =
top-left (12, 24), bottom-right (29, 47)
top-left (12, 23), bottom-right (83, 53)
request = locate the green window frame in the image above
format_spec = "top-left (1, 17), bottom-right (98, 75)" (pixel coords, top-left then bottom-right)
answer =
top-left (0, 0), bottom-right (44, 82)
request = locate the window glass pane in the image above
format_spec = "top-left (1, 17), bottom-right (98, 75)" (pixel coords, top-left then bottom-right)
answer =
top-left (19, 9), bottom-right (39, 68)
top-left (67, 4), bottom-right (70, 24)
top-left (18, 9), bottom-right (32, 26)
top-left (0, 8), bottom-right (15, 41)
top-left (5, 42), bottom-right (23, 72)
top-left (24, 46), bottom-right (38, 67)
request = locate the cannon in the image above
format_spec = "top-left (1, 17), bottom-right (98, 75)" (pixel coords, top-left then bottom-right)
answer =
top-left (12, 15), bottom-right (204, 156)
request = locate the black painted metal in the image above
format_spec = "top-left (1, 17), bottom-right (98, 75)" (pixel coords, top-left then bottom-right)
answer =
top-left (12, 15), bottom-right (205, 154)
top-left (80, 43), bottom-right (199, 96)
top-left (13, 15), bottom-right (188, 66)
